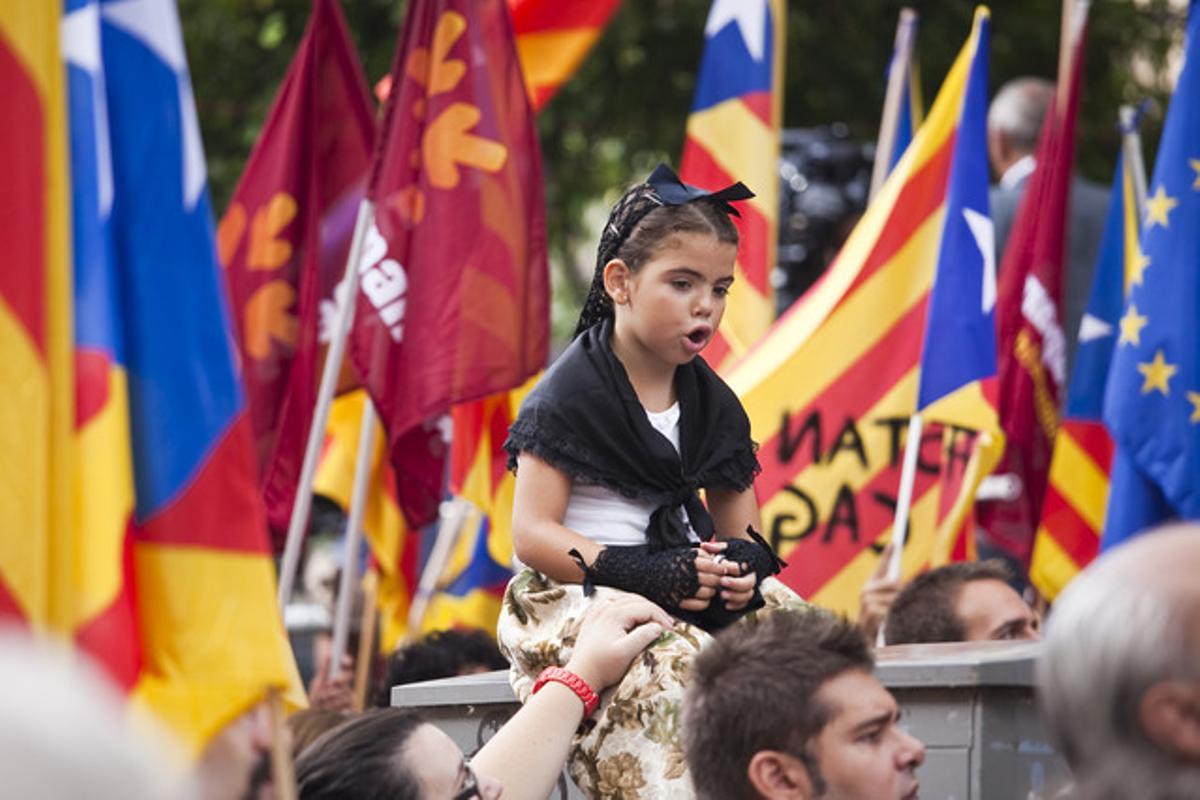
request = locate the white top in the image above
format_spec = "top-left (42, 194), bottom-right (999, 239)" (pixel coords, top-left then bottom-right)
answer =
top-left (561, 403), bottom-right (698, 547)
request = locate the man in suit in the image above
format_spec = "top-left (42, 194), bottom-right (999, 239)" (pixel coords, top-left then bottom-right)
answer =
top-left (987, 76), bottom-right (1109, 380)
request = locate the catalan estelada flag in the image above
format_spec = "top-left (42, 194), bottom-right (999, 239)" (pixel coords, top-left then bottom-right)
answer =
top-left (681, 0), bottom-right (785, 370)
top-left (1102, 0), bottom-right (1200, 548)
top-left (725, 8), bottom-right (1003, 616)
top-left (1029, 150), bottom-right (1136, 599)
top-left (2, 0), bottom-right (302, 754)
top-left (509, 0), bottom-right (621, 111)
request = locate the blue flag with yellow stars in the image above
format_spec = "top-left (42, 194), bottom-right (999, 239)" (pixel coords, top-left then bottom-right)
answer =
top-left (1102, 0), bottom-right (1200, 547)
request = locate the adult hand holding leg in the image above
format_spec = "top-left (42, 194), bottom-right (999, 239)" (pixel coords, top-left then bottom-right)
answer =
top-left (471, 593), bottom-right (672, 800)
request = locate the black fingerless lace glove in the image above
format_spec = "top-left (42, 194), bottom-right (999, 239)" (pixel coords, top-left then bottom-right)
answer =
top-left (721, 526), bottom-right (787, 584)
top-left (569, 544), bottom-right (700, 609)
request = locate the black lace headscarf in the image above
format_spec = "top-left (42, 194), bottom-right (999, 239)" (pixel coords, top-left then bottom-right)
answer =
top-left (573, 163), bottom-right (754, 337)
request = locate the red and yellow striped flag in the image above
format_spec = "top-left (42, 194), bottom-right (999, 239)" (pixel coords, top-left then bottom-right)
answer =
top-left (313, 390), bottom-right (420, 653)
top-left (1030, 149), bottom-right (1139, 600)
top-left (682, 0), bottom-right (785, 370)
top-left (2, 1), bottom-right (304, 754)
top-left (0, 3), bottom-right (75, 633)
top-left (509, 0), bottom-right (621, 111)
top-left (725, 10), bottom-right (1003, 616)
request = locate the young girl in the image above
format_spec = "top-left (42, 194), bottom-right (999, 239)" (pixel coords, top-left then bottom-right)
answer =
top-left (498, 165), bottom-right (805, 799)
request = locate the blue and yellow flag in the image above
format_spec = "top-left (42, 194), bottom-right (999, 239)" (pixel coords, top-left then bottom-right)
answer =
top-left (915, 10), bottom-right (995, 412)
top-left (1102, 1), bottom-right (1200, 548)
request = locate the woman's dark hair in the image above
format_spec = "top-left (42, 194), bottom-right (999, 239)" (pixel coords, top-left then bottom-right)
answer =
top-left (295, 709), bottom-right (425, 800)
top-left (573, 182), bottom-right (741, 337)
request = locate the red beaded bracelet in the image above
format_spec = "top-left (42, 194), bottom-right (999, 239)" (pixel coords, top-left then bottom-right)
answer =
top-left (532, 666), bottom-right (600, 718)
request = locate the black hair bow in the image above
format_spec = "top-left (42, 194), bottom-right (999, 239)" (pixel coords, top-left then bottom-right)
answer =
top-left (646, 163), bottom-right (755, 217)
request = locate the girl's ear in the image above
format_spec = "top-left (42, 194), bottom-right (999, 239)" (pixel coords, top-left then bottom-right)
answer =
top-left (603, 258), bottom-right (632, 305)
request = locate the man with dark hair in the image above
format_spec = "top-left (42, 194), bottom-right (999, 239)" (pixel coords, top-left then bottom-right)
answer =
top-left (882, 560), bottom-right (1040, 645)
top-left (683, 611), bottom-right (925, 800)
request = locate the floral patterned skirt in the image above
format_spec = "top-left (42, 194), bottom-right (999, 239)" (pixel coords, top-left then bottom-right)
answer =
top-left (497, 570), bottom-right (808, 799)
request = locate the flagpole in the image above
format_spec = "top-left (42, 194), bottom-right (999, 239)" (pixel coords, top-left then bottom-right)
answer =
top-left (405, 498), bottom-right (470, 634)
top-left (353, 567), bottom-right (380, 711)
top-left (277, 199), bottom-right (374, 610)
top-left (1056, 1), bottom-right (1091, 118)
top-left (1119, 104), bottom-right (1149, 219)
top-left (869, 8), bottom-right (918, 200)
top-left (885, 413), bottom-right (923, 583)
top-left (329, 403), bottom-right (378, 679)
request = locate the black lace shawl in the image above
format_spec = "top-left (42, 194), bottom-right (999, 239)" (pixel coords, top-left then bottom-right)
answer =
top-left (504, 319), bottom-right (760, 552)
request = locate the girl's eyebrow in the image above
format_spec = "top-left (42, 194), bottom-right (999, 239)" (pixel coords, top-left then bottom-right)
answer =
top-left (665, 267), bottom-right (734, 284)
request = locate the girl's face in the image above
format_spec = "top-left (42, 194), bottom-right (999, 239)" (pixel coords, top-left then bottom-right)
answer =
top-left (607, 230), bottom-right (737, 370)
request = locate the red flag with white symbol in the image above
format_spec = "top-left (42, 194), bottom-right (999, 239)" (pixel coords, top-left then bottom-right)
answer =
top-left (217, 0), bottom-right (375, 538)
top-left (349, 0), bottom-right (548, 498)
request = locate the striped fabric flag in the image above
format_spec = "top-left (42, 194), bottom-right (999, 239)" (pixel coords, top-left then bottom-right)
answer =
top-left (312, 390), bottom-right (420, 653)
top-left (725, 8), bottom-right (1003, 616)
top-left (1102, 0), bottom-right (1200, 549)
top-left (0, 0), bottom-right (303, 753)
top-left (682, 0), bottom-right (785, 370)
top-left (508, 0), bottom-right (621, 111)
top-left (421, 382), bottom-right (534, 634)
top-left (0, 4), bottom-right (75, 630)
top-left (1029, 150), bottom-right (1136, 599)
top-left (977, 16), bottom-right (1088, 566)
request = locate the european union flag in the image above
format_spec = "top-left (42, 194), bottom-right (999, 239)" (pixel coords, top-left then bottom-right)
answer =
top-left (916, 12), bottom-right (995, 409)
top-left (1103, 1), bottom-right (1200, 547)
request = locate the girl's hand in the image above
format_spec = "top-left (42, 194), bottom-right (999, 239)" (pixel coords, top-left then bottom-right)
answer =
top-left (718, 570), bottom-right (757, 610)
top-left (700, 540), bottom-right (757, 610)
top-left (678, 551), bottom-right (724, 611)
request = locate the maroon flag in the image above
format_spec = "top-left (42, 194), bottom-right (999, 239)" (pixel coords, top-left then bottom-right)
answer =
top-left (978, 31), bottom-right (1087, 565)
top-left (216, 0), bottom-right (375, 536)
top-left (349, 0), bottom-right (549, 516)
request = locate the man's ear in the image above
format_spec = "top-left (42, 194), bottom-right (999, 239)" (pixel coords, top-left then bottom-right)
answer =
top-left (1139, 680), bottom-right (1200, 760)
top-left (746, 750), bottom-right (813, 800)
top-left (603, 258), bottom-right (631, 305)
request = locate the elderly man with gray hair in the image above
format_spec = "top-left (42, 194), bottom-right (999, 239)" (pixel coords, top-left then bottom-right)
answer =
top-left (1039, 524), bottom-right (1200, 799)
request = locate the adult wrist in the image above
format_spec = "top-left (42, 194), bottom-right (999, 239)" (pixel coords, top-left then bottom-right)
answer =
top-left (532, 666), bottom-right (600, 718)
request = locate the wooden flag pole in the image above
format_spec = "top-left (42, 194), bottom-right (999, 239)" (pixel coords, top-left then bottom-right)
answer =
top-left (277, 199), bottom-right (374, 611)
top-left (329, 403), bottom-right (379, 679)
top-left (353, 567), bottom-right (380, 711)
top-left (267, 687), bottom-right (297, 800)
top-left (869, 8), bottom-right (918, 200)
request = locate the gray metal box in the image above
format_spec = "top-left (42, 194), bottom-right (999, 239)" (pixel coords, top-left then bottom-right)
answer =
top-left (393, 640), bottom-right (1067, 799)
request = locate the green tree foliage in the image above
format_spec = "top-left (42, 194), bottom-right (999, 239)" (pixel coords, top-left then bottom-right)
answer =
top-left (183, 0), bottom-right (1181, 340)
